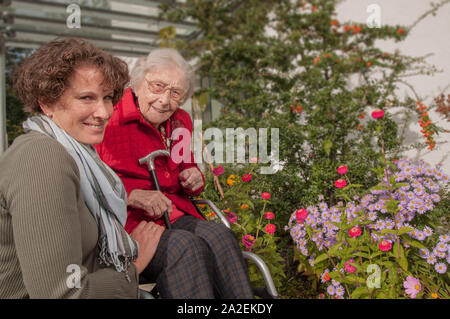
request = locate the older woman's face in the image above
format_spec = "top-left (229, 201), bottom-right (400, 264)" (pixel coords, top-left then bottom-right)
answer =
top-left (134, 66), bottom-right (186, 129)
top-left (40, 65), bottom-right (114, 145)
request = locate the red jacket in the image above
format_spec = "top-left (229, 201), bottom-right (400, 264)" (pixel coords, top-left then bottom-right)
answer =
top-left (95, 88), bottom-right (205, 233)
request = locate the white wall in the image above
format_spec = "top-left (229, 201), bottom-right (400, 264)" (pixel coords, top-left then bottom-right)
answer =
top-left (335, 0), bottom-right (450, 174)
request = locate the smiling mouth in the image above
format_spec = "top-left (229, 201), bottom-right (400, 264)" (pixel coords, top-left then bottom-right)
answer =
top-left (151, 105), bottom-right (169, 113)
top-left (84, 123), bottom-right (105, 130)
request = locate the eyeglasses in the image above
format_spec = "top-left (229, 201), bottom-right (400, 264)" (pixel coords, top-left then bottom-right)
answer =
top-left (146, 80), bottom-right (185, 103)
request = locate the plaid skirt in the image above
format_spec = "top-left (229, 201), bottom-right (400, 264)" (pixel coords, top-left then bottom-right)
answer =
top-left (142, 215), bottom-right (254, 299)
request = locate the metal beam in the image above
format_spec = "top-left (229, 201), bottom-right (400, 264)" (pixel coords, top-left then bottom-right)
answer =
top-left (0, 35), bottom-right (7, 153)
top-left (10, 0), bottom-right (197, 32)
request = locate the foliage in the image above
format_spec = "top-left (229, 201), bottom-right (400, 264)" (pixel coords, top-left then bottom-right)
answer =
top-left (198, 161), bottom-right (286, 291)
top-left (5, 48), bottom-right (32, 145)
top-left (161, 0), bottom-right (444, 228)
top-left (286, 114), bottom-right (450, 299)
top-left (161, 0), bottom-right (450, 298)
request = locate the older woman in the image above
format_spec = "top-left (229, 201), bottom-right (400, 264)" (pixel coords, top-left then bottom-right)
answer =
top-left (0, 38), bottom-right (162, 298)
top-left (95, 48), bottom-right (254, 298)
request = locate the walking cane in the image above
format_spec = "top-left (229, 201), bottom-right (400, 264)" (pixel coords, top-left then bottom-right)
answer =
top-left (139, 150), bottom-right (172, 229)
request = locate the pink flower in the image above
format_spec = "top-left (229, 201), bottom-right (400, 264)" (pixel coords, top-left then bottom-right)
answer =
top-left (345, 259), bottom-right (357, 273)
top-left (242, 235), bottom-right (255, 249)
top-left (335, 179), bottom-right (347, 189)
top-left (241, 173), bottom-right (252, 182)
top-left (296, 208), bottom-right (308, 223)
top-left (337, 165), bottom-right (348, 175)
top-left (250, 157), bottom-right (258, 163)
top-left (265, 224), bottom-right (276, 235)
top-left (349, 226), bottom-right (362, 238)
top-left (265, 212), bottom-right (275, 220)
top-left (403, 276), bottom-right (421, 299)
top-left (371, 109), bottom-right (385, 119)
top-left (379, 240), bottom-right (392, 252)
top-left (224, 210), bottom-right (237, 224)
top-left (213, 166), bottom-right (224, 176)
top-left (261, 192), bottom-right (271, 200)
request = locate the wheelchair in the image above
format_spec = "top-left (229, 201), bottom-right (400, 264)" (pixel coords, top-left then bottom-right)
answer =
top-left (137, 151), bottom-right (280, 299)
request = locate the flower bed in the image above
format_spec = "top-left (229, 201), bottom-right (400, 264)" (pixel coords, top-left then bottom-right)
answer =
top-left (286, 158), bottom-right (449, 298)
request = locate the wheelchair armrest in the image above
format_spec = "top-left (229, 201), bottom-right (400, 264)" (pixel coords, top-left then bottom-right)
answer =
top-left (242, 251), bottom-right (280, 299)
top-left (139, 288), bottom-right (155, 299)
top-left (192, 199), bottom-right (280, 299)
top-left (193, 199), bottom-right (231, 229)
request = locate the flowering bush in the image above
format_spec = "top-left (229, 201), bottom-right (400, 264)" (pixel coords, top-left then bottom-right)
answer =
top-left (198, 162), bottom-right (286, 290)
top-left (286, 158), bottom-right (449, 298)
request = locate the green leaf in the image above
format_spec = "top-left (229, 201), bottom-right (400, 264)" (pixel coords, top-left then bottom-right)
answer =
top-left (394, 241), bottom-right (408, 271)
top-left (397, 226), bottom-right (414, 235)
top-left (401, 236), bottom-right (426, 249)
top-left (351, 287), bottom-right (368, 299)
top-left (380, 229), bottom-right (397, 235)
top-left (314, 253), bottom-right (328, 264)
top-left (323, 139), bottom-right (333, 156)
top-left (327, 243), bottom-right (342, 257)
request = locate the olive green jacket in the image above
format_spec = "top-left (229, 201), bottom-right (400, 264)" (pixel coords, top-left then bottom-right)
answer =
top-left (0, 131), bottom-right (139, 298)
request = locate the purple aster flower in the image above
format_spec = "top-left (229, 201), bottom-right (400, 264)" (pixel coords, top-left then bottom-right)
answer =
top-left (416, 231), bottom-right (426, 241)
top-left (368, 211), bottom-right (377, 221)
top-left (327, 285), bottom-right (336, 296)
top-left (435, 263), bottom-right (447, 274)
top-left (419, 248), bottom-right (430, 258)
top-left (423, 226), bottom-right (433, 237)
top-left (331, 279), bottom-right (340, 287)
top-left (406, 192), bottom-right (415, 200)
top-left (426, 254), bottom-right (437, 265)
top-left (439, 234), bottom-right (449, 243)
top-left (436, 242), bottom-right (448, 252)
top-left (384, 218), bottom-right (394, 230)
top-left (414, 186), bottom-right (425, 196)
top-left (434, 250), bottom-right (446, 259)
top-left (431, 194), bottom-right (440, 202)
top-left (335, 285), bottom-right (345, 297)
top-left (319, 202), bottom-right (328, 212)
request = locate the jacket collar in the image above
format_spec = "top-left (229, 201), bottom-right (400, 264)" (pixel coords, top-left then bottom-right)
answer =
top-left (118, 87), bottom-right (142, 125)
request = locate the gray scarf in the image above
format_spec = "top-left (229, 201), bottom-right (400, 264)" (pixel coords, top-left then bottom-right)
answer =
top-left (23, 115), bottom-right (138, 280)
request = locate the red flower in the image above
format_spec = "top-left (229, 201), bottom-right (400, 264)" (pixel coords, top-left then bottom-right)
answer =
top-left (345, 259), bottom-right (357, 273)
top-left (379, 240), bottom-right (392, 252)
top-left (296, 208), bottom-right (308, 223)
top-left (265, 212), bottom-right (275, 220)
top-left (241, 173), bottom-right (252, 182)
top-left (242, 235), bottom-right (255, 249)
top-left (265, 224), bottom-right (276, 235)
top-left (213, 166), bottom-right (224, 176)
top-left (397, 28), bottom-right (405, 35)
top-left (261, 192), bottom-right (271, 200)
top-left (337, 165), bottom-right (348, 175)
top-left (224, 210), bottom-right (237, 224)
top-left (349, 226), bottom-right (362, 238)
top-left (334, 179), bottom-right (347, 189)
top-left (371, 109), bottom-right (385, 119)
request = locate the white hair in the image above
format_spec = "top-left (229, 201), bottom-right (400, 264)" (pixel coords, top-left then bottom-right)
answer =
top-left (130, 48), bottom-right (195, 103)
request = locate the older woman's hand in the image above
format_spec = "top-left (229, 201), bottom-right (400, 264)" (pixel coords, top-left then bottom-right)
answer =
top-left (179, 167), bottom-right (204, 192)
top-left (128, 189), bottom-right (172, 218)
top-left (130, 221), bottom-right (164, 274)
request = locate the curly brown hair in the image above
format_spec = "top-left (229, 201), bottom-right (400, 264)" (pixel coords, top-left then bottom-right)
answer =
top-left (13, 37), bottom-right (130, 114)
